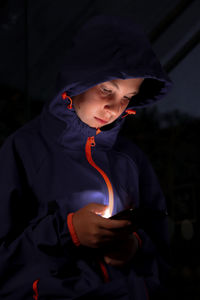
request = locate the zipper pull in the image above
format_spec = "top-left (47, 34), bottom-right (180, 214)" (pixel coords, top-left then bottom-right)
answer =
top-left (88, 136), bottom-right (96, 147)
top-left (96, 128), bottom-right (101, 135)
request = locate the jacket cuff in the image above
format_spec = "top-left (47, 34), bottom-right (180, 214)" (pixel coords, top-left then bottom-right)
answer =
top-left (67, 212), bottom-right (81, 246)
top-left (133, 231), bottom-right (142, 248)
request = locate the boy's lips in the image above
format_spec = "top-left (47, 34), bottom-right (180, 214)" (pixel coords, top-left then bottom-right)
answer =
top-left (94, 117), bottom-right (109, 125)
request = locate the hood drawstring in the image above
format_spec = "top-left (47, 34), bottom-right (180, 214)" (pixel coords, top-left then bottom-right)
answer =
top-left (121, 109), bottom-right (136, 119)
top-left (62, 92), bottom-right (73, 109)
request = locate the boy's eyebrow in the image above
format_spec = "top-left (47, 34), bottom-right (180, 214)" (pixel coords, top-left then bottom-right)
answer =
top-left (109, 81), bottom-right (138, 95)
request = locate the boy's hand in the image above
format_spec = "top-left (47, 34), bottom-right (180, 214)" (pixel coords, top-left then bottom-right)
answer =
top-left (103, 234), bottom-right (139, 267)
top-left (72, 203), bottom-right (132, 248)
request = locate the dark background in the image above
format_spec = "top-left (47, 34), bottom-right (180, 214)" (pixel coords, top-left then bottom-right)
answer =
top-left (0, 1), bottom-right (200, 299)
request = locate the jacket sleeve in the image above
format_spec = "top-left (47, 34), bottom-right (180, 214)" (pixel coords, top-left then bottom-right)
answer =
top-left (0, 135), bottom-right (73, 293)
top-left (132, 149), bottom-right (170, 300)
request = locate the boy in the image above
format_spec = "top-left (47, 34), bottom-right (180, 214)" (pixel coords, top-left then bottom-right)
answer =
top-left (0, 15), bottom-right (172, 299)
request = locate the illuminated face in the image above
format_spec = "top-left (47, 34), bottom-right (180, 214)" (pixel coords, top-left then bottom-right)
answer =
top-left (72, 78), bottom-right (144, 128)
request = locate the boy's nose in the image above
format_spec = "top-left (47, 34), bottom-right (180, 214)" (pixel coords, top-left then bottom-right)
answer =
top-left (104, 103), bottom-right (119, 116)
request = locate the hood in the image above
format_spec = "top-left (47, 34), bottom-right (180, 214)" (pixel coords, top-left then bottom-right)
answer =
top-left (43, 14), bottom-right (173, 148)
top-left (52, 14), bottom-right (172, 105)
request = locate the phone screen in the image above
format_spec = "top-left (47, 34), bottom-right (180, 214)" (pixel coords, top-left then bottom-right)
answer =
top-left (110, 208), bottom-right (134, 221)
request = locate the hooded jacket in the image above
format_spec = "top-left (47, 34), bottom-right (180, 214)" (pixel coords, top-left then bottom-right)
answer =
top-left (0, 15), bottom-right (172, 300)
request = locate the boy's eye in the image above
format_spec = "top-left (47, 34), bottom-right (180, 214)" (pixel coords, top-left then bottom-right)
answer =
top-left (100, 86), bottom-right (132, 101)
top-left (123, 96), bottom-right (131, 101)
top-left (101, 87), bottom-right (112, 94)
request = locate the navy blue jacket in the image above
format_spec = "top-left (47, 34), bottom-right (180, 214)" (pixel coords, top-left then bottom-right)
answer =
top-left (0, 15), bottom-right (172, 299)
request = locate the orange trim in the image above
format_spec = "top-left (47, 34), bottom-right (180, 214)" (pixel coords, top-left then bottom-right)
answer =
top-left (96, 128), bottom-right (101, 135)
top-left (121, 109), bottom-right (136, 119)
top-left (99, 260), bottom-right (110, 283)
top-left (61, 92), bottom-right (68, 100)
top-left (133, 231), bottom-right (142, 248)
top-left (61, 92), bottom-right (73, 109)
top-left (85, 137), bottom-right (114, 216)
top-left (33, 279), bottom-right (39, 300)
top-left (67, 213), bottom-right (81, 246)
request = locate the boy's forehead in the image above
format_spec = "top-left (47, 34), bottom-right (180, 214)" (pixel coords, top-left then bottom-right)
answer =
top-left (101, 78), bottom-right (144, 84)
top-left (101, 78), bottom-right (144, 90)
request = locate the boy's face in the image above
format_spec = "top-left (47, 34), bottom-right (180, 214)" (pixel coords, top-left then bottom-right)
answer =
top-left (72, 78), bottom-right (144, 128)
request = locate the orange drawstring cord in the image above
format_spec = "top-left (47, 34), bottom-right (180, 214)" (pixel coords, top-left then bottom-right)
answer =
top-left (121, 109), bottom-right (136, 119)
top-left (62, 92), bottom-right (73, 109)
top-left (33, 279), bottom-right (39, 300)
top-left (98, 260), bottom-right (110, 283)
top-left (67, 212), bottom-right (81, 246)
top-left (133, 231), bottom-right (142, 248)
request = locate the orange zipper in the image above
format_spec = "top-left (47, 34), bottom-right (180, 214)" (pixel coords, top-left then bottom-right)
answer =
top-left (85, 136), bottom-right (114, 217)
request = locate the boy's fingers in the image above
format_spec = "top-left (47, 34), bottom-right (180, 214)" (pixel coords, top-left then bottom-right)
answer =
top-left (98, 217), bottom-right (131, 230)
top-left (100, 229), bottom-right (130, 243)
top-left (85, 203), bottom-right (132, 230)
top-left (104, 256), bottom-right (125, 267)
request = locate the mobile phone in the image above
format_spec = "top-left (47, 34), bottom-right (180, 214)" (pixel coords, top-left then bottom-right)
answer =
top-left (110, 207), bottom-right (168, 228)
top-left (109, 208), bottom-right (134, 221)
